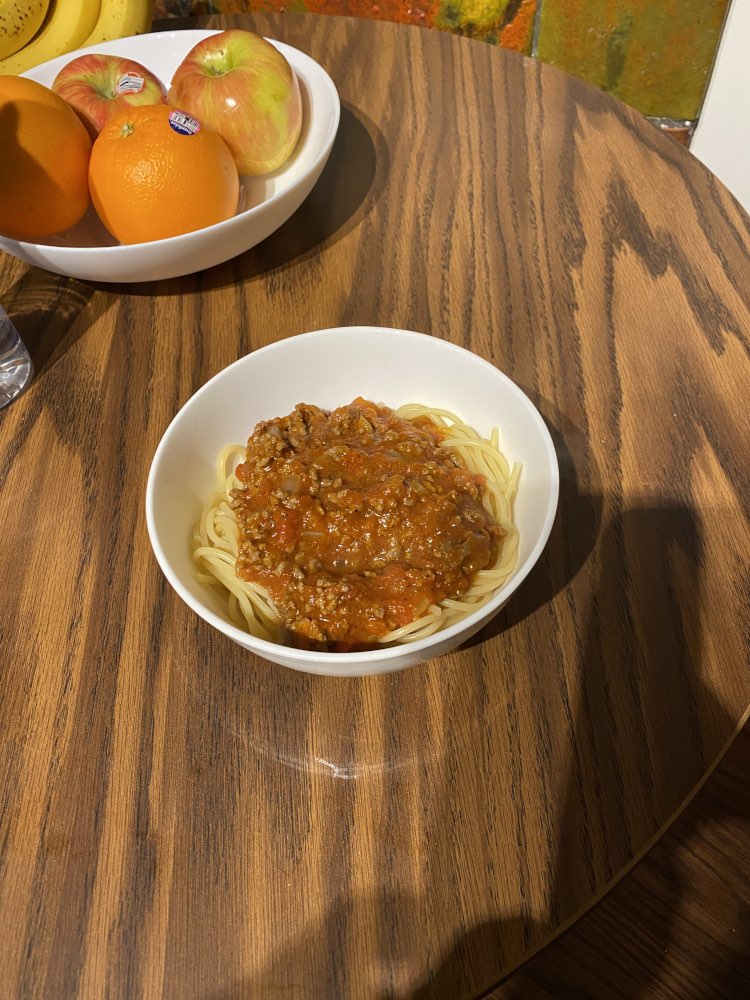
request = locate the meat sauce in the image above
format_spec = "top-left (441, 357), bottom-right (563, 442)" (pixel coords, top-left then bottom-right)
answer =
top-left (231, 399), bottom-right (503, 649)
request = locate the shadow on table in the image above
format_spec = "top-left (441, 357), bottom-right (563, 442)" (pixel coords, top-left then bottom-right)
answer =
top-left (466, 400), bottom-right (602, 647)
top-left (413, 503), bottom-right (742, 999)
top-left (222, 102), bottom-right (388, 284)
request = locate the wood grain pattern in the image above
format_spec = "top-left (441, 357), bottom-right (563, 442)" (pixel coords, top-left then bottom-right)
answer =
top-left (0, 13), bottom-right (748, 999)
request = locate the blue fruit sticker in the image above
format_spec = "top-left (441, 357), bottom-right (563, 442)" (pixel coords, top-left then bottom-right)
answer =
top-left (168, 111), bottom-right (201, 136)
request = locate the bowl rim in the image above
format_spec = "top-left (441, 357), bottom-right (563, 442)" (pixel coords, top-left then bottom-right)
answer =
top-left (7, 29), bottom-right (340, 257)
top-left (145, 326), bottom-right (561, 667)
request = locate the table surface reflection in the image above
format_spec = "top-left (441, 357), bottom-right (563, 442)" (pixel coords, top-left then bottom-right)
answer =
top-left (0, 12), bottom-right (749, 1000)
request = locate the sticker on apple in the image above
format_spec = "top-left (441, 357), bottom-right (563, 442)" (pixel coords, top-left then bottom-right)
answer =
top-left (51, 53), bottom-right (168, 139)
top-left (116, 73), bottom-right (146, 96)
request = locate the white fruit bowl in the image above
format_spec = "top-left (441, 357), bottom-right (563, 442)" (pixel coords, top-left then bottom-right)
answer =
top-left (0, 29), bottom-right (340, 282)
top-left (145, 327), bottom-right (560, 677)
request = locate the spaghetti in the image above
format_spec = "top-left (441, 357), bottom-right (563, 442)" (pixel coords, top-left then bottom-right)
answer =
top-left (193, 401), bottom-right (520, 650)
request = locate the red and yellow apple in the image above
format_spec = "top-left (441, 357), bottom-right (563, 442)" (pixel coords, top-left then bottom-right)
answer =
top-left (167, 29), bottom-right (303, 176)
top-left (52, 54), bottom-right (167, 140)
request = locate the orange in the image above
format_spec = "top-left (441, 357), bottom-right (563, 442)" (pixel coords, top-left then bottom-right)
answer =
top-left (0, 75), bottom-right (92, 241)
top-left (88, 104), bottom-right (240, 245)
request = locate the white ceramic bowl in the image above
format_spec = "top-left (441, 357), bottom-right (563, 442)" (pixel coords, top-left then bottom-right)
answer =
top-left (0, 30), bottom-right (340, 282)
top-left (146, 327), bottom-right (559, 676)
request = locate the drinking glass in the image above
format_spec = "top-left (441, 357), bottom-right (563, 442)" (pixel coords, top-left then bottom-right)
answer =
top-left (0, 304), bottom-right (33, 409)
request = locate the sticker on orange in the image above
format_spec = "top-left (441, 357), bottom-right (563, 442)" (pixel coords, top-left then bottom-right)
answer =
top-left (168, 110), bottom-right (201, 136)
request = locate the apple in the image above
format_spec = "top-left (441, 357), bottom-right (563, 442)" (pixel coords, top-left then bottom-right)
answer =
top-left (167, 29), bottom-right (303, 176)
top-left (52, 54), bottom-right (167, 140)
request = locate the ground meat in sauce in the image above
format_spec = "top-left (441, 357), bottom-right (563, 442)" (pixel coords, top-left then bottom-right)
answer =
top-left (231, 398), bottom-right (504, 649)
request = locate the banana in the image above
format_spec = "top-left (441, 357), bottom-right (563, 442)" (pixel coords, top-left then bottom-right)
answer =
top-left (0, 0), bottom-right (101, 74)
top-left (0, 0), bottom-right (49, 60)
top-left (81, 0), bottom-right (152, 47)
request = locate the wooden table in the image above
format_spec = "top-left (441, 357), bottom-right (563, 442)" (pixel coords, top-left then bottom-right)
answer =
top-left (1, 13), bottom-right (748, 999)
